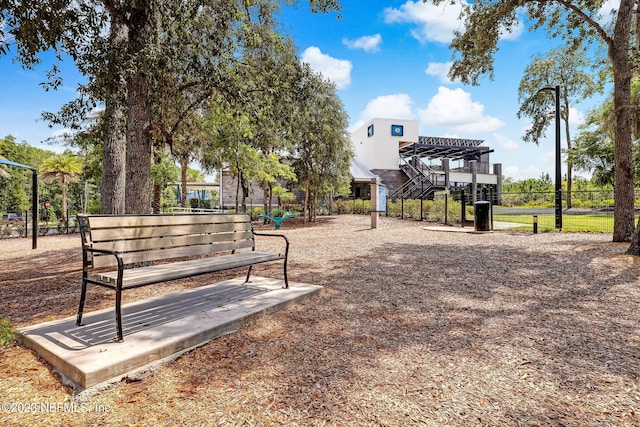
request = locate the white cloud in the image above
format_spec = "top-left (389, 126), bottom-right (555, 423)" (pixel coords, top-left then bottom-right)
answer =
top-left (418, 87), bottom-right (505, 133)
top-left (492, 133), bottom-right (520, 150)
top-left (50, 128), bottom-right (73, 139)
top-left (505, 165), bottom-right (541, 181)
top-left (384, 0), bottom-right (522, 44)
top-left (351, 94), bottom-right (415, 130)
top-left (300, 46), bottom-right (352, 89)
top-left (540, 149), bottom-right (556, 162)
top-left (384, 0), bottom-right (467, 44)
top-left (568, 107), bottom-right (585, 127)
top-left (597, 0), bottom-right (619, 24)
top-left (343, 34), bottom-right (382, 53)
top-left (425, 62), bottom-right (453, 84)
top-left (499, 18), bottom-right (524, 41)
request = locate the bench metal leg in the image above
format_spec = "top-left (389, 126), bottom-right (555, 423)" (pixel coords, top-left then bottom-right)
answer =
top-left (244, 265), bottom-right (253, 284)
top-left (115, 286), bottom-right (124, 342)
top-left (283, 259), bottom-right (289, 289)
top-left (76, 278), bottom-right (88, 326)
top-left (245, 262), bottom-right (288, 288)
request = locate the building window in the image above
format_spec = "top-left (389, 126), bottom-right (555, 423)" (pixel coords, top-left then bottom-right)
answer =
top-left (391, 125), bottom-right (403, 137)
top-left (367, 124), bottom-right (374, 137)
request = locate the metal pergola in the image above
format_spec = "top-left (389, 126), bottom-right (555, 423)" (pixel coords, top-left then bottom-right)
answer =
top-left (0, 158), bottom-right (38, 249)
top-left (399, 136), bottom-right (494, 162)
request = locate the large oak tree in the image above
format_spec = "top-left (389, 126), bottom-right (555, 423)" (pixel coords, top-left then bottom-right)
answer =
top-left (0, 0), bottom-right (342, 214)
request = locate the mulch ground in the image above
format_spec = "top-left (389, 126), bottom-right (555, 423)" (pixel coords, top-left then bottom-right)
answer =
top-left (1, 214), bottom-right (639, 426)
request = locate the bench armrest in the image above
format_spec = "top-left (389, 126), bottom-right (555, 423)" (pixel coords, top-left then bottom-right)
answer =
top-left (252, 231), bottom-right (289, 257)
top-left (83, 246), bottom-right (126, 269)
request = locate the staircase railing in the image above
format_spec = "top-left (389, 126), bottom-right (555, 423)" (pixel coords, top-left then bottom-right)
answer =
top-left (390, 156), bottom-right (442, 199)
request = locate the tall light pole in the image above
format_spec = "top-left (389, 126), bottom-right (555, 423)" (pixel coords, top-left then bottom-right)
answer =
top-left (537, 85), bottom-right (562, 230)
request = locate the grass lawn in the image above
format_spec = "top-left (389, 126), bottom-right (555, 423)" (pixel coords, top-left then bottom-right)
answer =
top-left (493, 213), bottom-right (616, 232)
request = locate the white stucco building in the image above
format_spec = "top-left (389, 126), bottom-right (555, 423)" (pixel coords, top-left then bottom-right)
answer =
top-left (350, 118), bottom-right (502, 201)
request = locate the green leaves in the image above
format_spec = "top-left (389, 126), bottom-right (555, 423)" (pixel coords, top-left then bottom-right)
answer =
top-left (517, 45), bottom-right (603, 145)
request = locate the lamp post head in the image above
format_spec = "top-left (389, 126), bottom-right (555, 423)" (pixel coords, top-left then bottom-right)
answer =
top-left (536, 86), bottom-right (557, 95)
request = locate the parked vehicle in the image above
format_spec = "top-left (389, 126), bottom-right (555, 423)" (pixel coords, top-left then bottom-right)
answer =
top-left (2, 213), bottom-right (24, 223)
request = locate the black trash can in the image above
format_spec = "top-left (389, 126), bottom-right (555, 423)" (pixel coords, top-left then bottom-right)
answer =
top-left (474, 201), bottom-right (491, 231)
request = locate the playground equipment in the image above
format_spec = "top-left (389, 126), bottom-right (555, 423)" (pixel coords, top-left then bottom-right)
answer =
top-left (258, 209), bottom-right (298, 229)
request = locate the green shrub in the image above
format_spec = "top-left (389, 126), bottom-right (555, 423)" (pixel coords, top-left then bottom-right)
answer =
top-left (251, 207), bottom-right (265, 220)
top-left (355, 199), bottom-right (371, 214)
top-left (386, 199), bottom-right (423, 219)
top-left (332, 199), bottom-right (354, 214)
top-left (0, 317), bottom-right (15, 347)
top-left (316, 206), bottom-right (330, 216)
top-left (427, 198), bottom-right (465, 222)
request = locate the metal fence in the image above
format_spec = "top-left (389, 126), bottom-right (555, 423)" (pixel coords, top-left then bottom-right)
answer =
top-left (1, 189), bottom-right (636, 240)
top-left (490, 190), bottom-right (623, 233)
top-left (0, 210), bottom-right (80, 240)
top-left (376, 189), bottom-right (634, 233)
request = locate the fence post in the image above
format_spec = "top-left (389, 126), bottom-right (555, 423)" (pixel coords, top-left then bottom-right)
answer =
top-left (489, 188), bottom-right (494, 230)
top-left (461, 191), bottom-right (466, 227)
top-left (421, 180), bottom-right (424, 221)
top-left (444, 193), bottom-right (448, 225)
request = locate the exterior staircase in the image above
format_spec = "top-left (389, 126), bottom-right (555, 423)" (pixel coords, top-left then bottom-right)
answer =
top-left (390, 156), bottom-right (445, 200)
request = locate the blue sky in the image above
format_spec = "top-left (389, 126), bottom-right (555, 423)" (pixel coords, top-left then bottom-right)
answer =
top-left (280, 0), bottom-right (616, 180)
top-left (0, 1), bottom-right (617, 180)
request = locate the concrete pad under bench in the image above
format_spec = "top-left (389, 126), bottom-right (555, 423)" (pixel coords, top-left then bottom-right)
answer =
top-left (18, 277), bottom-right (322, 390)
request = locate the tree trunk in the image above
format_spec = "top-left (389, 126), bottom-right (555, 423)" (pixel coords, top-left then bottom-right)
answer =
top-left (152, 147), bottom-right (162, 214)
top-left (124, 3), bottom-right (154, 214)
top-left (241, 175), bottom-right (249, 213)
top-left (180, 156), bottom-right (189, 208)
top-left (313, 193), bottom-right (318, 223)
top-left (614, 2), bottom-right (640, 251)
top-left (303, 179), bottom-right (310, 223)
top-left (101, 98), bottom-right (127, 214)
top-left (235, 171), bottom-right (240, 212)
top-left (100, 20), bottom-right (127, 215)
top-left (61, 182), bottom-right (68, 223)
top-left (83, 180), bottom-right (89, 214)
top-left (609, 1), bottom-right (636, 244)
top-left (563, 97), bottom-right (572, 209)
top-left (125, 72), bottom-right (153, 214)
top-left (262, 186), bottom-right (269, 224)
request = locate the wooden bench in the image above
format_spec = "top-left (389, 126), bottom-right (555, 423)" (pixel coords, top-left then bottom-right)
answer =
top-left (76, 213), bottom-right (289, 342)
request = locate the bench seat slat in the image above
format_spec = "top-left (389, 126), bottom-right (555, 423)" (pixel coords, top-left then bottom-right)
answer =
top-left (95, 251), bottom-right (284, 288)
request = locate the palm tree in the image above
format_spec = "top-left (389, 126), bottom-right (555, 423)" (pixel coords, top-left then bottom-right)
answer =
top-left (40, 153), bottom-right (83, 222)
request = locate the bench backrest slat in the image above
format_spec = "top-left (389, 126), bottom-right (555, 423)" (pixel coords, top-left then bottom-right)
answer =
top-left (92, 239), bottom-right (255, 267)
top-left (87, 213), bottom-right (249, 228)
top-left (79, 213), bottom-right (256, 269)
top-left (89, 221), bottom-right (252, 242)
top-left (91, 230), bottom-right (254, 253)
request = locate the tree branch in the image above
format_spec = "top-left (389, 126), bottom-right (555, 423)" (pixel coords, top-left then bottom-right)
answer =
top-left (546, 0), bottom-right (613, 46)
